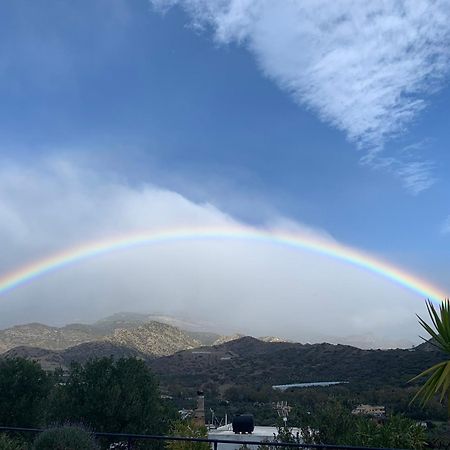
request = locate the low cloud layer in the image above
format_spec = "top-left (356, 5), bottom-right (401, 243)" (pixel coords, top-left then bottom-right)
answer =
top-left (153, 0), bottom-right (450, 193)
top-left (0, 158), bottom-right (431, 347)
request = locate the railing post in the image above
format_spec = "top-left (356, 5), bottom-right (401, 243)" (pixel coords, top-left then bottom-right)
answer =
top-left (127, 436), bottom-right (132, 449)
top-left (213, 440), bottom-right (218, 450)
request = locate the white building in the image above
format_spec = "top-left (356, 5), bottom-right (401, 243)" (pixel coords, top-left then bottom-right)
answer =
top-left (351, 404), bottom-right (386, 417)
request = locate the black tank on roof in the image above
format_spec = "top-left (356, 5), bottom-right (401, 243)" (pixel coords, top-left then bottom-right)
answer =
top-left (232, 414), bottom-right (254, 434)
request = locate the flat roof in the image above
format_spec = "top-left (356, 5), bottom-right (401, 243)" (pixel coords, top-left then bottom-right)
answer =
top-left (209, 425), bottom-right (301, 438)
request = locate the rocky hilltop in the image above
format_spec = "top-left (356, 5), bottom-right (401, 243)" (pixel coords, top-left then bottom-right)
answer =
top-left (106, 321), bottom-right (201, 357)
top-left (0, 312), bottom-right (294, 357)
top-left (0, 313), bottom-right (210, 355)
top-left (0, 319), bottom-right (204, 360)
top-left (0, 323), bottom-right (101, 354)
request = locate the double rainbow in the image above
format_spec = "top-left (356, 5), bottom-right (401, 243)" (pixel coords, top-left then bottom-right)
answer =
top-left (0, 226), bottom-right (446, 301)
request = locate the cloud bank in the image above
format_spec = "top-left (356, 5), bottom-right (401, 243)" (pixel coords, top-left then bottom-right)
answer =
top-left (0, 157), bottom-right (430, 347)
top-left (152, 0), bottom-right (450, 193)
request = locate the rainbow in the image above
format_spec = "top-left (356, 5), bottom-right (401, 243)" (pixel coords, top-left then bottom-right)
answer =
top-left (0, 226), bottom-right (446, 301)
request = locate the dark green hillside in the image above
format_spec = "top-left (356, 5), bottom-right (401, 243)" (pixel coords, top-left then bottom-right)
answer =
top-left (150, 337), bottom-right (443, 388)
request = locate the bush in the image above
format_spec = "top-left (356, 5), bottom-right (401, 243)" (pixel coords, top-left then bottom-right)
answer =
top-left (49, 357), bottom-right (173, 435)
top-left (296, 400), bottom-right (427, 450)
top-left (167, 420), bottom-right (210, 450)
top-left (0, 358), bottom-right (52, 427)
top-left (0, 434), bottom-right (24, 450)
top-left (32, 426), bottom-right (98, 450)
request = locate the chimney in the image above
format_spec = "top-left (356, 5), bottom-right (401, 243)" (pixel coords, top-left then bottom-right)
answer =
top-left (193, 390), bottom-right (205, 427)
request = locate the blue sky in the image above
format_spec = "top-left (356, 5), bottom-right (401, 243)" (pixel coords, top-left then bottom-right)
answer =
top-left (0, 0), bottom-right (449, 342)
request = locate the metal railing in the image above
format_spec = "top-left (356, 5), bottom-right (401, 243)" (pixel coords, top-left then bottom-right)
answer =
top-left (0, 426), bottom-right (409, 450)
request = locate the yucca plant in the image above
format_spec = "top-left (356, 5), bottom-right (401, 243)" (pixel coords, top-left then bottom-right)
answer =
top-left (410, 299), bottom-right (450, 417)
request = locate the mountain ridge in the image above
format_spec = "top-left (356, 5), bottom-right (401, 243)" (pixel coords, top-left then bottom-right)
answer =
top-left (0, 312), bottom-right (423, 359)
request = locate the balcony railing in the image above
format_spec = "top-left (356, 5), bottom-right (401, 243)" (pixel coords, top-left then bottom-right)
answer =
top-left (0, 426), bottom-right (410, 450)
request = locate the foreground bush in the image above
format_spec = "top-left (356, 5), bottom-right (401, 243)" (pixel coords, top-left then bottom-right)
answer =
top-left (0, 358), bottom-right (51, 427)
top-left (49, 357), bottom-right (174, 435)
top-left (168, 420), bottom-right (210, 450)
top-left (296, 401), bottom-right (426, 450)
top-left (0, 434), bottom-right (24, 450)
top-left (33, 426), bottom-right (98, 450)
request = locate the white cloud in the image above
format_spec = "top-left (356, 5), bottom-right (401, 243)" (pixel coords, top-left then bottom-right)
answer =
top-left (152, 0), bottom-right (450, 192)
top-left (0, 157), bottom-right (432, 347)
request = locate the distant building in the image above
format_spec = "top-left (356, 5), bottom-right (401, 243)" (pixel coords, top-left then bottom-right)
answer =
top-left (352, 404), bottom-right (386, 417)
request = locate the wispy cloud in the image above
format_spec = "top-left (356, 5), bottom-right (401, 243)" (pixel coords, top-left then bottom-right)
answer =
top-left (152, 0), bottom-right (450, 192)
top-left (394, 160), bottom-right (436, 195)
top-left (441, 216), bottom-right (450, 235)
top-left (364, 140), bottom-right (437, 194)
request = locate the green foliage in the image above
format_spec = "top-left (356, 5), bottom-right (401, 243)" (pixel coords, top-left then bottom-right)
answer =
top-left (273, 424), bottom-right (301, 444)
top-left (0, 358), bottom-right (51, 427)
top-left (296, 401), bottom-right (354, 446)
top-left (411, 299), bottom-right (450, 413)
top-left (296, 400), bottom-right (426, 449)
top-left (255, 424), bottom-right (301, 450)
top-left (49, 357), bottom-right (173, 435)
top-left (32, 426), bottom-right (98, 450)
top-left (167, 420), bottom-right (209, 450)
top-left (0, 434), bottom-right (25, 450)
top-left (426, 422), bottom-right (450, 449)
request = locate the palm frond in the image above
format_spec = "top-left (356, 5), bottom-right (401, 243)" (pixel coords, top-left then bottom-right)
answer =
top-left (410, 299), bottom-right (450, 412)
top-left (418, 300), bottom-right (450, 353)
top-left (410, 363), bottom-right (447, 406)
top-left (409, 361), bottom-right (447, 383)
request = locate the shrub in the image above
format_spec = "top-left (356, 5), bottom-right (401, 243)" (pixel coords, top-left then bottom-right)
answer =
top-left (50, 357), bottom-right (173, 435)
top-left (167, 420), bottom-right (210, 450)
top-left (0, 434), bottom-right (25, 450)
top-left (32, 426), bottom-right (98, 450)
top-left (0, 358), bottom-right (52, 427)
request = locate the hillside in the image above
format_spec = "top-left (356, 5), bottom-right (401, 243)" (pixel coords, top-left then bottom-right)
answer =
top-left (62, 341), bottom-right (146, 364)
top-left (1, 314), bottom-right (439, 387)
top-left (2, 345), bottom-right (65, 371)
top-left (106, 321), bottom-right (201, 356)
top-left (0, 323), bottom-right (101, 353)
top-left (0, 314), bottom-right (210, 355)
top-left (1, 341), bottom-right (147, 371)
top-left (93, 312), bottom-right (214, 334)
top-left (212, 333), bottom-right (245, 346)
top-left (185, 331), bottom-right (221, 346)
top-left (0, 313), bottom-right (224, 354)
top-left (0, 318), bottom-right (208, 362)
top-left (149, 336), bottom-right (444, 389)
top-left (1, 333), bottom-right (444, 398)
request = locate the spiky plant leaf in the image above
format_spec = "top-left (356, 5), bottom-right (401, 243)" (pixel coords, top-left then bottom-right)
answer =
top-left (410, 361), bottom-right (448, 405)
top-left (410, 299), bottom-right (450, 414)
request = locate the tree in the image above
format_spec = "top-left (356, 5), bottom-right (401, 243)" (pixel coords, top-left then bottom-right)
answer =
top-left (295, 400), bottom-right (355, 445)
top-left (167, 420), bottom-right (210, 450)
top-left (0, 358), bottom-right (51, 427)
top-left (410, 299), bottom-right (450, 416)
top-left (50, 357), bottom-right (174, 435)
top-left (295, 400), bottom-right (426, 449)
